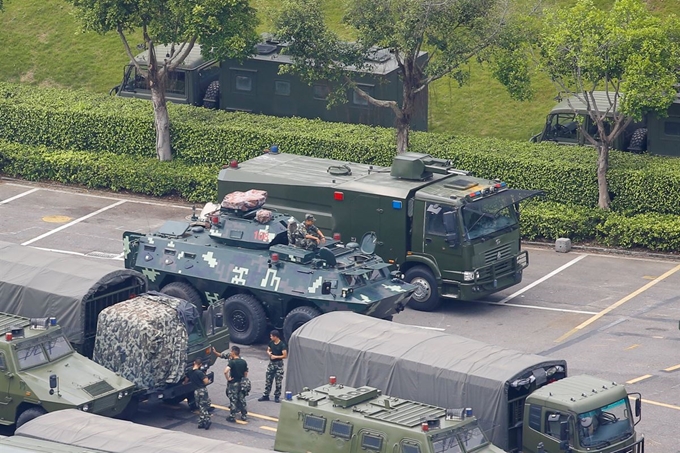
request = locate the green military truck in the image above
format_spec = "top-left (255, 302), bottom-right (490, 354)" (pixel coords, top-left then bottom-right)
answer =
top-left (285, 312), bottom-right (645, 453)
top-left (217, 152), bottom-right (542, 311)
top-left (0, 312), bottom-right (135, 428)
top-left (0, 242), bottom-right (229, 411)
top-left (530, 91), bottom-right (680, 156)
top-left (275, 381), bottom-right (505, 453)
top-left (111, 41), bottom-right (428, 131)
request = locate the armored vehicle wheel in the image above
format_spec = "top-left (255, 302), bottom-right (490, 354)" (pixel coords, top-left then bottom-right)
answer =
top-left (16, 406), bottom-right (47, 428)
top-left (202, 81), bottom-right (220, 109)
top-left (160, 282), bottom-right (204, 311)
top-left (405, 266), bottom-right (441, 312)
top-left (283, 306), bottom-right (322, 340)
top-left (224, 294), bottom-right (267, 345)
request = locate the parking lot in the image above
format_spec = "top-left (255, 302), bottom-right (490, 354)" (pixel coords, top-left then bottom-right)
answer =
top-left (2, 178), bottom-right (680, 451)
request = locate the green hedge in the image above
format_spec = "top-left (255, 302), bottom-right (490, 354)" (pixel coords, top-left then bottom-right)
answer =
top-left (2, 140), bottom-right (679, 251)
top-left (0, 140), bottom-right (217, 202)
top-left (2, 82), bottom-right (680, 217)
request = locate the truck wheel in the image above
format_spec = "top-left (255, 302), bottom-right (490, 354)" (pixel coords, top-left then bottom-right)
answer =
top-left (404, 267), bottom-right (441, 312)
top-left (202, 81), bottom-right (220, 109)
top-left (16, 407), bottom-right (47, 428)
top-left (224, 294), bottom-right (267, 345)
top-left (283, 306), bottom-right (322, 340)
top-left (161, 282), bottom-right (204, 311)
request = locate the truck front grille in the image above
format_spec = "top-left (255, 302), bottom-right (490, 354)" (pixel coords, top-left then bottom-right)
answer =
top-left (484, 244), bottom-right (512, 264)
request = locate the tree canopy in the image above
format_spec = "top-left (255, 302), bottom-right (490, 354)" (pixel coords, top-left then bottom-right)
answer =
top-left (532, 0), bottom-right (680, 209)
top-left (274, 0), bottom-right (532, 154)
top-left (69, 0), bottom-right (259, 160)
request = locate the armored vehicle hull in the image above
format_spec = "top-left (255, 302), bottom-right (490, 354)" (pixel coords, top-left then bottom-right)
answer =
top-left (0, 312), bottom-right (135, 428)
top-left (275, 381), bottom-right (504, 453)
top-left (124, 192), bottom-right (415, 344)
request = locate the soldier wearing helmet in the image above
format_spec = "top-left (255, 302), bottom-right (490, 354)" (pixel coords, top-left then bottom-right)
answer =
top-left (301, 214), bottom-right (325, 247)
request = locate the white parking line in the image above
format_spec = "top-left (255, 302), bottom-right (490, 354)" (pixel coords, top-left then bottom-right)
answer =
top-left (480, 300), bottom-right (598, 315)
top-left (497, 254), bottom-right (588, 304)
top-left (22, 200), bottom-right (127, 246)
top-left (0, 187), bottom-right (40, 204)
top-left (407, 325), bottom-right (447, 331)
top-left (3, 182), bottom-right (192, 209)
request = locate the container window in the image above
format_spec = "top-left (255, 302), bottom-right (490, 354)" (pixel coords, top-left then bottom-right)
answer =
top-left (313, 84), bottom-right (330, 100)
top-left (275, 80), bottom-right (291, 96)
top-left (664, 120), bottom-right (680, 136)
top-left (361, 433), bottom-right (384, 451)
top-left (236, 75), bottom-right (253, 92)
top-left (330, 420), bottom-right (353, 439)
top-left (303, 414), bottom-right (327, 433)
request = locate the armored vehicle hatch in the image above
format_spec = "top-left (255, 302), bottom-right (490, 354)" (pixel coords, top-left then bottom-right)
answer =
top-left (123, 190), bottom-right (416, 344)
top-left (274, 381), bottom-right (504, 453)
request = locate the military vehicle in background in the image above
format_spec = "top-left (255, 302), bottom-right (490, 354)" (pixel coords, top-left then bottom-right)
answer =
top-left (275, 381), bottom-right (504, 453)
top-left (123, 190), bottom-right (415, 344)
top-left (111, 41), bottom-right (428, 131)
top-left (0, 312), bottom-right (135, 428)
top-left (0, 242), bottom-right (229, 411)
top-left (286, 312), bottom-right (645, 453)
top-left (217, 152), bottom-right (542, 312)
top-left (530, 90), bottom-right (680, 156)
top-left (12, 409), bottom-right (272, 453)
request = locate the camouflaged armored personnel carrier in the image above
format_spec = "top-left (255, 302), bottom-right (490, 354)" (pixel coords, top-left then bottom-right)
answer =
top-left (123, 190), bottom-right (415, 344)
top-left (275, 380), bottom-right (504, 453)
top-left (0, 312), bottom-right (135, 428)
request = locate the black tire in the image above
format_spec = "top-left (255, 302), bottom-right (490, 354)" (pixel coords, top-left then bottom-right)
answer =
top-left (161, 282), bottom-right (204, 311)
top-left (16, 407), bottom-right (47, 428)
top-left (628, 128), bottom-right (648, 153)
top-left (404, 266), bottom-right (441, 312)
top-left (283, 306), bottom-right (322, 341)
top-left (202, 81), bottom-right (220, 109)
top-left (224, 294), bottom-right (267, 345)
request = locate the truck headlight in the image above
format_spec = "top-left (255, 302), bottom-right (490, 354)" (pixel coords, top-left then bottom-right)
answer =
top-left (463, 271), bottom-right (477, 281)
top-left (81, 404), bottom-right (90, 412)
top-left (117, 391), bottom-right (129, 399)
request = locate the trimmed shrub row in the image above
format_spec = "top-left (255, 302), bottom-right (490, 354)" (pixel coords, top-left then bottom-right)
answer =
top-left (2, 140), bottom-right (679, 252)
top-left (2, 82), bottom-right (680, 215)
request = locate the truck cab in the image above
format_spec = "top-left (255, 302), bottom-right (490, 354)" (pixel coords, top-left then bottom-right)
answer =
top-left (0, 312), bottom-right (135, 427)
top-left (217, 152), bottom-right (542, 311)
top-left (522, 375), bottom-right (643, 453)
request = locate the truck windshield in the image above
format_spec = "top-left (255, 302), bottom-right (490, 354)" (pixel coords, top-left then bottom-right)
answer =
top-left (43, 335), bottom-right (73, 361)
top-left (16, 344), bottom-right (48, 370)
top-left (431, 426), bottom-right (490, 453)
top-left (462, 204), bottom-right (517, 240)
top-left (577, 398), bottom-right (635, 448)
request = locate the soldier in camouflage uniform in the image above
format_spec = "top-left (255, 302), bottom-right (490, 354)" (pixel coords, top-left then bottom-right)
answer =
top-left (258, 330), bottom-right (288, 403)
top-left (183, 357), bottom-right (212, 429)
top-left (222, 346), bottom-right (249, 421)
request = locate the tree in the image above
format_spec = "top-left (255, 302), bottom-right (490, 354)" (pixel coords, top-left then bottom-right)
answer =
top-left (274, 0), bottom-right (533, 154)
top-left (68, 0), bottom-right (259, 161)
top-left (534, 0), bottom-right (680, 209)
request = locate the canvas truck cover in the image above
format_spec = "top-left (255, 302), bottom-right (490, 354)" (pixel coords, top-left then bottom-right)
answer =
top-left (93, 293), bottom-right (195, 390)
top-left (286, 312), bottom-right (568, 450)
top-left (15, 410), bottom-right (271, 453)
top-left (0, 241), bottom-right (146, 345)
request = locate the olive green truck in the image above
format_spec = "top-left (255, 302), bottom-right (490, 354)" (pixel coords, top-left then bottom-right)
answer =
top-left (218, 151), bottom-right (542, 312)
top-left (286, 312), bottom-right (645, 453)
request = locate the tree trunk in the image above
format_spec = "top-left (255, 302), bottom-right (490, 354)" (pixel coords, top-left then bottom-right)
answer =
top-left (151, 87), bottom-right (172, 161)
top-left (396, 80), bottom-right (415, 154)
top-left (596, 144), bottom-right (610, 209)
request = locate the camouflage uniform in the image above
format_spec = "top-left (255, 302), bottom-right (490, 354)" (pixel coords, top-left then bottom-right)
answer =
top-left (262, 339), bottom-right (287, 400)
top-left (227, 380), bottom-right (248, 418)
top-left (296, 223), bottom-right (317, 249)
top-left (195, 387), bottom-right (212, 427)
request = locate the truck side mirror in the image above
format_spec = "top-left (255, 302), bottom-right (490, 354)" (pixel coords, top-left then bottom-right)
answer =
top-left (635, 396), bottom-right (641, 418)
top-left (559, 421), bottom-right (570, 451)
top-left (215, 313), bottom-right (224, 328)
top-left (322, 281), bottom-right (332, 295)
top-left (49, 374), bottom-right (57, 389)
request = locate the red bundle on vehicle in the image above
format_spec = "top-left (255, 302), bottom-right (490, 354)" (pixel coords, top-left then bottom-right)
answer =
top-left (221, 190), bottom-right (268, 211)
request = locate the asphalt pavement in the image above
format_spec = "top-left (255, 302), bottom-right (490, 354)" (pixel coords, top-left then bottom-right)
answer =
top-left (1, 178), bottom-right (679, 451)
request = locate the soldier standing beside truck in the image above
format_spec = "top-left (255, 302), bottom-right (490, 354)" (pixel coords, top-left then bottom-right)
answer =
top-left (224, 346), bottom-right (249, 422)
top-left (259, 330), bottom-right (288, 403)
top-left (184, 358), bottom-right (212, 430)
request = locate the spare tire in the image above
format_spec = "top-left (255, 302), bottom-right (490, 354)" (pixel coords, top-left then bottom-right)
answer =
top-left (202, 81), bottom-right (220, 109)
top-left (628, 128), bottom-right (648, 153)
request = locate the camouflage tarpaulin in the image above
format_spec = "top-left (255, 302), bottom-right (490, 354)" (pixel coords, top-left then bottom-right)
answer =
top-left (286, 312), bottom-right (568, 451)
top-left (0, 241), bottom-right (146, 345)
top-left (15, 409), bottom-right (271, 453)
top-left (93, 294), bottom-right (192, 390)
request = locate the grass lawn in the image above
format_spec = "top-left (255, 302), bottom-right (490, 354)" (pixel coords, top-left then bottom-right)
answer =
top-left (0, 0), bottom-right (671, 142)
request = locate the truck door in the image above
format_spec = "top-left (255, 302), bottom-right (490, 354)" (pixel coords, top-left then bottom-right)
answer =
top-left (0, 351), bottom-right (20, 423)
top-left (350, 194), bottom-right (382, 249)
top-left (422, 202), bottom-right (462, 279)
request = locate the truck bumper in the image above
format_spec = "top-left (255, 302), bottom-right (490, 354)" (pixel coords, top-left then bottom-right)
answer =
top-left (441, 251), bottom-right (528, 301)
